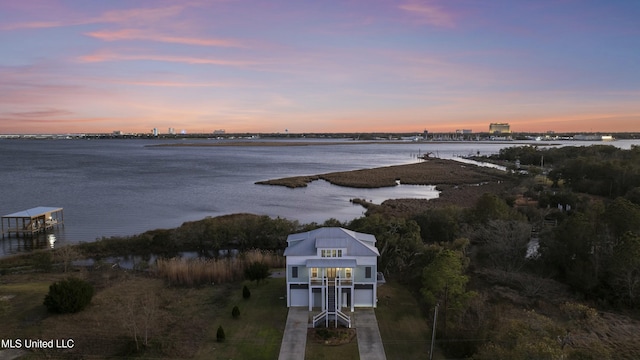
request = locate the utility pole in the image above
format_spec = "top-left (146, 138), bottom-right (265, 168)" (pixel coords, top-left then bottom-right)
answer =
top-left (429, 303), bottom-right (439, 360)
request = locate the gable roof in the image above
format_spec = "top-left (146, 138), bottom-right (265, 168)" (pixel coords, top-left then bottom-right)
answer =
top-left (284, 227), bottom-right (379, 257)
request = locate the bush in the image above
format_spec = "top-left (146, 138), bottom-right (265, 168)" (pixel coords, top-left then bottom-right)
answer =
top-left (244, 262), bottom-right (270, 285)
top-left (32, 251), bottom-right (53, 272)
top-left (43, 277), bottom-right (94, 313)
top-left (243, 285), bottom-right (251, 299)
top-left (232, 305), bottom-right (240, 319)
top-left (216, 325), bottom-right (225, 342)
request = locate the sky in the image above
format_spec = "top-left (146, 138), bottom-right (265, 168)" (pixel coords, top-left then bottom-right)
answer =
top-left (1, 0), bottom-right (639, 134)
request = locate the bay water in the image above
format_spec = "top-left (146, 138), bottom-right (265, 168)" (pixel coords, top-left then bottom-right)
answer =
top-left (1, 138), bottom-right (637, 255)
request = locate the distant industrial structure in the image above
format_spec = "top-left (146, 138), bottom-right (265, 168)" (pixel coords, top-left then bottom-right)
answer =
top-left (489, 123), bottom-right (511, 134)
top-left (573, 134), bottom-right (614, 141)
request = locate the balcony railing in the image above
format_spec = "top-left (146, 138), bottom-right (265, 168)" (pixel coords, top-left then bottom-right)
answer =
top-left (310, 277), bottom-right (353, 286)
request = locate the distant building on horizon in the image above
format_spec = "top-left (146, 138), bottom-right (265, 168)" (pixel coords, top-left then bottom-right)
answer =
top-left (456, 129), bottom-right (472, 134)
top-left (213, 129), bottom-right (225, 135)
top-left (152, 128), bottom-right (158, 136)
top-left (489, 123), bottom-right (511, 134)
top-left (168, 128), bottom-right (175, 135)
top-left (573, 134), bottom-right (614, 141)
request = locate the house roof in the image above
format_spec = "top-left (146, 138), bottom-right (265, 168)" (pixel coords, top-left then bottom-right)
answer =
top-left (284, 227), bottom-right (379, 257)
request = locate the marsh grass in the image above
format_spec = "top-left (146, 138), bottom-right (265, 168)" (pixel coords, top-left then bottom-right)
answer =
top-left (156, 250), bottom-right (284, 286)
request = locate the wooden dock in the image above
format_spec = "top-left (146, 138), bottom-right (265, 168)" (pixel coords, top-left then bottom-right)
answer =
top-left (1, 207), bottom-right (64, 238)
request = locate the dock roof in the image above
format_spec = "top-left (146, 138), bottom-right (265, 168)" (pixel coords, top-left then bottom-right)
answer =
top-left (2, 207), bottom-right (63, 218)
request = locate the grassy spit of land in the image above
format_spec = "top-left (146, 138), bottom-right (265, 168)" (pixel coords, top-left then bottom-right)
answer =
top-left (257, 158), bottom-right (514, 216)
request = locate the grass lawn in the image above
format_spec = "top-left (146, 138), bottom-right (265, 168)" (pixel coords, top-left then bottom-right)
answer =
top-left (0, 277), bottom-right (57, 340)
top-left (0, 269), bottom-right (289, 359)
top-left (376, 281), bottom-right (433, 360)
top-left (194, 277), bottom-right (288, 360)
top-left (1, 269), bottom-right (436, 359)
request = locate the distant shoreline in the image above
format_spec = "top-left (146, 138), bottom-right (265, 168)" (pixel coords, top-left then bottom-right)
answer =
top-left (145, 140), bottom-right (545, 147)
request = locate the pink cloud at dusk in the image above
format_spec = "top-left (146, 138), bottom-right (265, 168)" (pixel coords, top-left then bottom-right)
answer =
top-left (0, 0), bottom-right (638, 134)
top-left (85, 29), bottom-right (247, 48)
top-left (398, 0), bottom-right (456, 28)
top-left (76, 51), bottom-right (259, 67)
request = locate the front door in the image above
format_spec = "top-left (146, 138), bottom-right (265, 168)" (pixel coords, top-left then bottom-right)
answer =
top-left (325, 268), bottom-right (337, 280)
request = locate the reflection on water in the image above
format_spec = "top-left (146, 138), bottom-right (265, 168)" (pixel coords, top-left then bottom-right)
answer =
top-left (72, 251), bottom-right (201, 270)
top-left (0, 229), bottom-right (65, 255)
top-left (48, 234), bottom-right (57, 249)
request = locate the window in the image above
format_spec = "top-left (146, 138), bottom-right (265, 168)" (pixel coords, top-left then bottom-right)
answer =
top-left (320, 249), bottom-right (344, 257)
top-left (365, 267), bottom-right (372, 279)
top-left (311, 268), bottom-right (318, 278)
top-left (292, 266), bottom-right (298, 278)
top-left (345, 268), bottom-right (352, 279)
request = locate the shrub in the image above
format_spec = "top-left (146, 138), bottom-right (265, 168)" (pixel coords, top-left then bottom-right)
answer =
top-left (243, 285), bottom-right (251, 299)
top-left (32, 251), bottom-right (53, 272)
top-left (216, 325), bottom-right (225, 342)
top-left (244, 262), bottom-right (270, 285)
top-left (232, 305), bottom-right (240, 319)
top-left (43, 277), bottom-right (94, 313)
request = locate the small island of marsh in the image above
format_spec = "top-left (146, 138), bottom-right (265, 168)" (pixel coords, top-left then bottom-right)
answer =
top-left (257, 158), bottom-right (513, 214)
top-left (256, 158), bottom-right (507, 189)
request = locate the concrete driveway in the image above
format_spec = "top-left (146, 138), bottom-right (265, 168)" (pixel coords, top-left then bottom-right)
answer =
top-left (278, 307), bottom-right (309, 360)
top-left (354, 309), bottom-right (387, 360)
top-left (279, 308), bottom-right (387, 360)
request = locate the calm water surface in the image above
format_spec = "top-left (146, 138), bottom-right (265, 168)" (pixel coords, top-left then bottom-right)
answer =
top-left (1, 138), bottom-right (637, 255)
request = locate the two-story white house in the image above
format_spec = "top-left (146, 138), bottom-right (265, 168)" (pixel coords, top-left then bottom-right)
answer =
top-left (283, 227), bottom-right (381, 327)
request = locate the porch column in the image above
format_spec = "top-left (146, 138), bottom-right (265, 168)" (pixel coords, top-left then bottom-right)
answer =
top-left (373, 267), bottom-right (378, 308)
top-left (308, 268), bottom-right (313, 311)
top-left (351, 286), bottom-right (354, 312)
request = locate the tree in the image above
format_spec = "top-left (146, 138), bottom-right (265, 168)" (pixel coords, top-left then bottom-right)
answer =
top-left (421, 249), bottom-right (474, 337)
top-left (469, 193), bottom-right (516, 224)
top-left (55, 245), bottom-right (80, 273)
top-left (242, 285), bottom-right (251, 299)
top-left (413, 206), bottom-right (463, 243)
top-left (603, 197), bottom-right (640, 238)
top-left (348, 214), bottom-right (423, 279)
top-left (120, 293), bottom-right (158, 351)
top-left (609, 232), bottom-right (640, 306)
top-left (474, 220), bottom-right (531, 272)
top-left (232, 305), bottom-right (240, 319)
top-left (244, 262), bottom-right (270, 285)
top-left (539, 208), bottom-right (608, 292)
top-left (44, 277), bottom-right (94, 314)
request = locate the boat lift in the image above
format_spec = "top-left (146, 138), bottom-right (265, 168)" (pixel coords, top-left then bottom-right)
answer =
top-left (1, 207), bottom-right (64, 238)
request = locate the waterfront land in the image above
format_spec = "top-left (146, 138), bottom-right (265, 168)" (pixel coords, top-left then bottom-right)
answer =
top-left (2, 146), bottom-right (640, 359)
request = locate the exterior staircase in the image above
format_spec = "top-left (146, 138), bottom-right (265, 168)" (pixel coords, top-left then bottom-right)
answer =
top-left (313, 281), bottom-right (351, 328)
